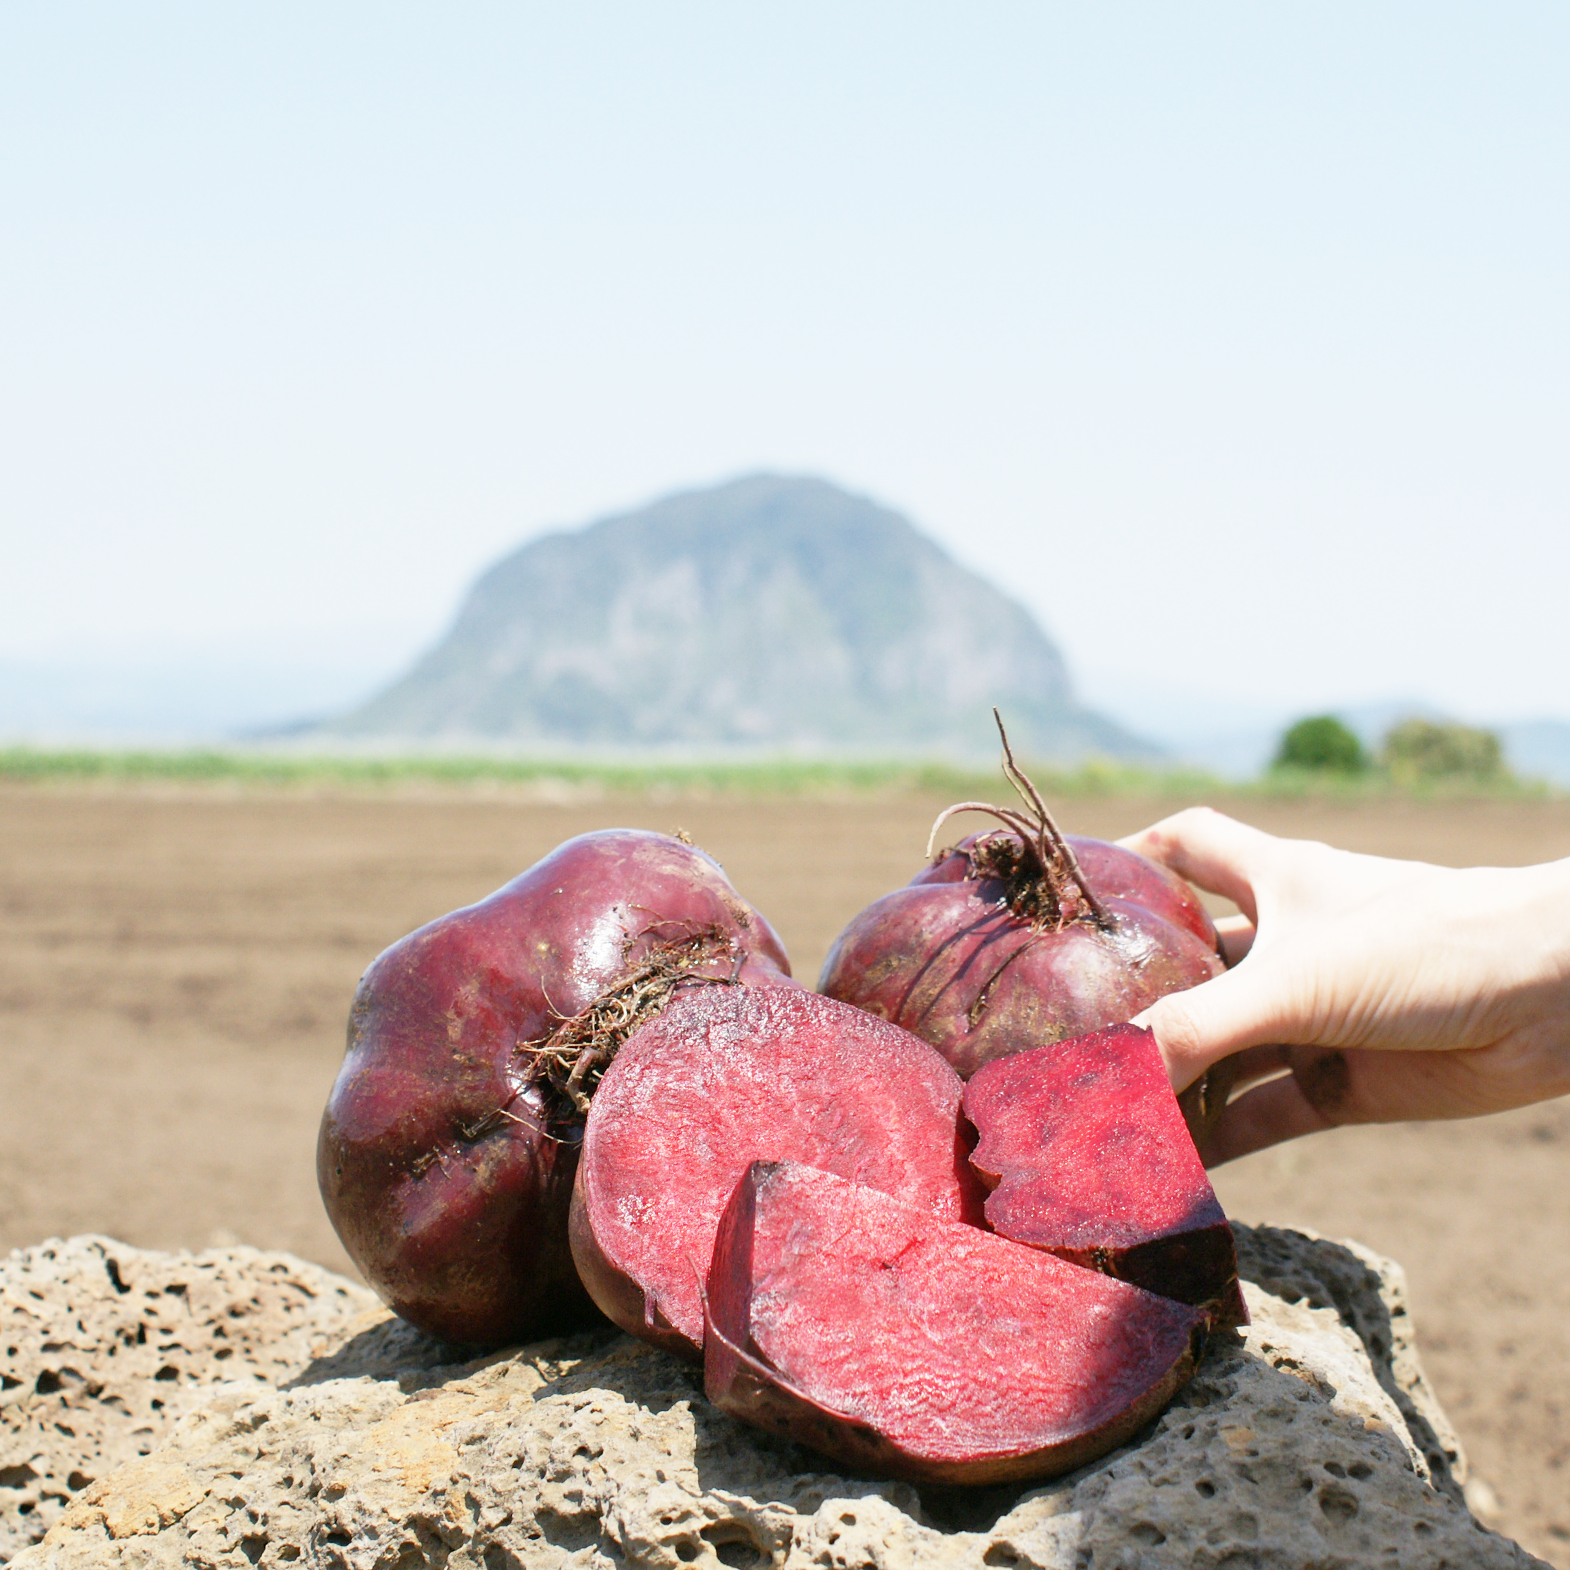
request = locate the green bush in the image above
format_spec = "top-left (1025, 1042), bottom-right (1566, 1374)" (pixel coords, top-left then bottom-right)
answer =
top-left (1381, 718), bottom-right (1506, 784)
top-left (1272, 715), bottom-right (1369, 774)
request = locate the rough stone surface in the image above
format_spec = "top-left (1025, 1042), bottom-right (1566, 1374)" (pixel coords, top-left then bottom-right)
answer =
top-left (0, 1236), bottom-right (385, 1562)
top-left (5, 1226), bottom-right (1547, 1569)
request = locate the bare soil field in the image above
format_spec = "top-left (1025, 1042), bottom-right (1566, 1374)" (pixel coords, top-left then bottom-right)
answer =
top-left (1, 785), bottom-right (1566, 1561)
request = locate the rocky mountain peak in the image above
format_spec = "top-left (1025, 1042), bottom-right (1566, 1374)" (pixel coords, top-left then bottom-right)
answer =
top-left (329, 474), bottom-right (1147, 759)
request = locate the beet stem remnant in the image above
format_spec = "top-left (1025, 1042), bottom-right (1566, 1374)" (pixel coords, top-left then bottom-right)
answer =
top-left (925, 709), bottom-right (1113, 932)
top-left (522, 922), bottom-right (741, 1117)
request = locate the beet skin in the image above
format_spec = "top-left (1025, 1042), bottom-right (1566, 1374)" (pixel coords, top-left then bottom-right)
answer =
top-left (570, 986), bottom-right (985, 1359)
top-left (705, 1161), bottom-right (1206, 1485)
top-left (819, 735), bottom-right (1238, 1141)
top-left (965, 1024), bottom-right (1246, 1326)
top-left (821, 830), bottom-right (1222, 1082)
top-left (318, 828), bottom-right (794, 1347)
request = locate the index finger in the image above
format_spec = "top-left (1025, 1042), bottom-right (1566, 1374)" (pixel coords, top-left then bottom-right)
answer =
top-left (1118, 807), bottom-right (1272, 924)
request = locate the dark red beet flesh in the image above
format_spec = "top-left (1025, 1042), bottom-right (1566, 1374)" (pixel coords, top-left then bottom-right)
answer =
top-left (965, 1024), bottom-right (1246, 1327)
top-left (317, 828), bottom-right (794, 1346)
top-left (705, 1161), bottom-right (1206, 1485)
top-left (570, 986), bottom-right (985, 1359)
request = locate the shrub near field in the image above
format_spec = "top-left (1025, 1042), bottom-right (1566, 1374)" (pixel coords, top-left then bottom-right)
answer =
top-left (1266, 715), bottom-right (1530, 796)
top-left (1271, 716), bottom-right (1369, 775)
top-left (1382, 718), bottom-right (1506, 785)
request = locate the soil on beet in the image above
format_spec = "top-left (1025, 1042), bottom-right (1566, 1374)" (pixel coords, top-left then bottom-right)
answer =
top-left (2, 787), bottom-right (1568, 1561)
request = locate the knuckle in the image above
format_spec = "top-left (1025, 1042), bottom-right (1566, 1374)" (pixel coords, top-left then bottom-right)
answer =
top-left (1148, 994), bottom-right (1207, 1068)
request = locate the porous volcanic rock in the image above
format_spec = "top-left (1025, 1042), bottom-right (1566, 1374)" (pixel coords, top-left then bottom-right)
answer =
top-left (0, 1235), bottom-right (397, 1562)
top-left (7, 1228), bottom-right (1546, 1569)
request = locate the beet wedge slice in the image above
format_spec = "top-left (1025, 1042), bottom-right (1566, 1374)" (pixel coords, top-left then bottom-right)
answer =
top-left (964, 1023), bottom-right (1246, 1327)
top-left (570, 986), bottom-right (985, 1359)
top-left (705, 1161), bottom-right (1206, 1485)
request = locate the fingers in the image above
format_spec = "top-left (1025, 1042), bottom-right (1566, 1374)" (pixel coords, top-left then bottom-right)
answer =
top-left (1197, 1073), bottom-right (1334, 1166)
top-left (1215, 913), bottom-right (1256, 967)
top-left (1118, 808), bottom-right (1273, 923)
top-left (1199, 1039), bottom-right (1570, 1166)
top-left (1287, 1039), bottom-right (1570, 1124)
top-left (1143, 959), bottom-right (1307, 1088)
top-left (1219, 1041), bottom-right (1291, 1096)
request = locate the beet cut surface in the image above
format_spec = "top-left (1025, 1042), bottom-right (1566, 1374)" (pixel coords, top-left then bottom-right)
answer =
top-left (705, 1161), bottom-right (1206, 1485)
top-left (964, 1023), bottom-right (1246, 1326)
top-left (570, 986), bottom-right (985, 1359)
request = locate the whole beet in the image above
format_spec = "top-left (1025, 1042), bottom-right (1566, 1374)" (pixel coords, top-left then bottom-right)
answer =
top-left (819, 716), bottom-right (1234, 1140)
top-left (318, 828), bottom-right (794, 1347)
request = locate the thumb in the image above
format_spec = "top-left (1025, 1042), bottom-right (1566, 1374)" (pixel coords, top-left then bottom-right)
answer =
top-left (1136, 960), bottom-right (1302, 1091)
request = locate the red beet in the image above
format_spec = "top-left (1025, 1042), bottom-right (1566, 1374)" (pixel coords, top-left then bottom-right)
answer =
top-left (318, 828), bottom-right (795, 1346)
top-left (706, 1161), bottom-right (1206, 1484)
top-left (819, 714), bottom-right (1232, 1137)
top-left (570, 986), bottom-right (985, 1359)
top-left (965, 1024), bottom-right (1246, 1327)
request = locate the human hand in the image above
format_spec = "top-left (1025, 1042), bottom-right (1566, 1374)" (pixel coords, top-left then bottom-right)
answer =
top-left (1120, 808), bottom-right (1570, 1165)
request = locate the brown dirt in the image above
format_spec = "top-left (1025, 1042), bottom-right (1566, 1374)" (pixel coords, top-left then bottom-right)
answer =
top-left (1, 786), bottom-right (1566, 1560)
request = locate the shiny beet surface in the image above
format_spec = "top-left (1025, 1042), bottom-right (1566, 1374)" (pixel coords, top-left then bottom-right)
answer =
top-left (705, 1161), bottom-right (1205, 1485)
top-left (317, 829), bottom-right (795, 1347)
top-left (965, 1024), bottom-right (1246, 1327)
top-left (819, 830), bottom-right (1231, 1137)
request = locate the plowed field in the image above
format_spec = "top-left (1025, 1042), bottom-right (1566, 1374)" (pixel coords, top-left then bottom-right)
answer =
top-left (2, 787), bottom-right (1566, 1559)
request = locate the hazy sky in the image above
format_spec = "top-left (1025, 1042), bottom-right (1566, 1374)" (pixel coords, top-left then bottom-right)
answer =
top-left (3, 4), bottom-right (1567, 730)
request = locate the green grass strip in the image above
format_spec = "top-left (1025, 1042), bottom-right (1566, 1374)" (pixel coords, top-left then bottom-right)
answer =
top-left (0, 746), bottom-right (1552, 800)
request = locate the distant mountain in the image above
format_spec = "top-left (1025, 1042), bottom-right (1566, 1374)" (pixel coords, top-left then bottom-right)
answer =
top-left (326, 474), bottom-right (1152, 760)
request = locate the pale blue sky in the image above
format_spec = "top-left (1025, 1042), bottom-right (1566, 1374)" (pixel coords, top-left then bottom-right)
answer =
top-left (2, 4), bottom-right (1566, 734)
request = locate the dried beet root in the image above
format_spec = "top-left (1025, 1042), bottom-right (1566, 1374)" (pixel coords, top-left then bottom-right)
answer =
top-left (705, 1161), bottom-right (1207, 1485)
top-left (965, 1023), bottom-right (1246, 1327)
top-left (570, 986), bottom-right (985, 1359)
top-left (318, 828), bottom-right (795, 1346)
top-left (819, 711), bottom-right (1234, 1142)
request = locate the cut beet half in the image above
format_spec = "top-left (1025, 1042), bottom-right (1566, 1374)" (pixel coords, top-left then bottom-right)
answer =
top-left (570, 986), bottom-right (985, 1359)
top-left (705, 1161), bottom-right (1206, 1485)
top-left (964, 1023), bottom-right (1246, 1327)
